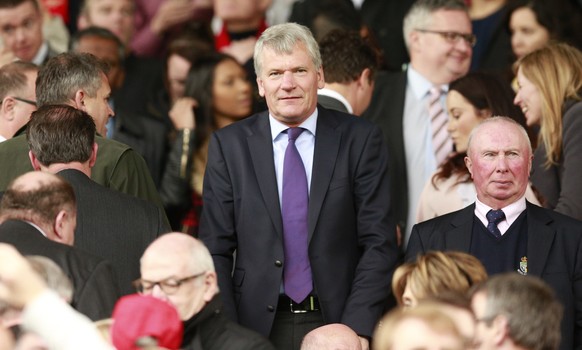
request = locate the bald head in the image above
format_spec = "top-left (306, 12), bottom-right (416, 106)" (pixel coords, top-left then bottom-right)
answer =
top-left (140, 233), bottom-right (218, 320)
top-left (0, 171), bottom-right (76, 245)
top-left (301, 324), bottom-right (362, 350)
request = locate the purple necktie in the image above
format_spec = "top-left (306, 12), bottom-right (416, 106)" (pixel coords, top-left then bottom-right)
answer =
top-left (282, 127), bottom-right (312, 303)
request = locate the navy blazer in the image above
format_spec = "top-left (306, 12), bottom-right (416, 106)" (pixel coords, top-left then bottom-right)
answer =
top-left (406, 202), bottom-right (582, 350)
top-left (199, 106), bottom-right (398, 337)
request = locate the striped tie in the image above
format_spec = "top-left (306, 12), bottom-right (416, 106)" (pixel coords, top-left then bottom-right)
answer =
top-left (428, 87), bottom-right (452, 166)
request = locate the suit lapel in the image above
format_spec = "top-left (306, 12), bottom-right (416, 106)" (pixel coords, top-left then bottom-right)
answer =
top-left (247, 113), bottom-right (284, 240)
top-left (525, 203), bottom-right (555, 277)
top-left (308, 108), bottom-right (341, 242)
top-left (444, 205), bottom-right (475, 251)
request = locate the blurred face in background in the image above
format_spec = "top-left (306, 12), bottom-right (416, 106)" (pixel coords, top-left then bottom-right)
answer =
top-left (446, 90), bottom-right (490, 153)
top-left (167, 54), bottom-right (191, 105)
top-left (510, 7), bottom-right (550, 59)
top-left (513, 67), bottom-right (542, 126)
top-left (213, 58), bottom-right (252, 123)
top-left (0, 0), bottom-right (43, 62)
top-left (81, 0), bottom-right (134, 47)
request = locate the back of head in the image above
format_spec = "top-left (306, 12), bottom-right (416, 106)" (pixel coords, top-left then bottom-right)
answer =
top-left (403, 0), bottom-right (468, 50)
top-left (373, 303), bottom-right (464, 350)
top-left (318, 29), bottom-right (379, 85)
top-left (26, 104), bottom-right (96, 167)
top-left (36, 52), bottom-right (106, 107)
top-left (254, 23), bottom-right (321, 77)
top-left (301, 323), bottom-right (361, 350)
top-left (393, 251), bottom-right (487, 305)
top-left (0, 172), bottom-right (76, 228)
top-left (472, 273), bottom-right (562, 350)
top-left (0, 61), bottom-right (38, 101)
top-left (111, 294), bottom-right (183, 350)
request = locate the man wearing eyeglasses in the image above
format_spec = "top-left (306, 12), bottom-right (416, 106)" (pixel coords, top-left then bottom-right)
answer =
top-left (362, 0), bottom-right (473, 248)
top-left (138, 233), bottom-right (275, 349)
top-left (0, 61), bottom-right (37, 142)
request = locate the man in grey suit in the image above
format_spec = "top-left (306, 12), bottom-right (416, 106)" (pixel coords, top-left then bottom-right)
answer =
top-left (406, 117), bottom-right (582, 350)
top-left (27, 104), bottom-right (169, 295)
top-left (362, 0), bottom-right (473, 245)
top-left (199, 23), bottom-right (397, 350)
top-left (317, 29), bottom-right (378, 116)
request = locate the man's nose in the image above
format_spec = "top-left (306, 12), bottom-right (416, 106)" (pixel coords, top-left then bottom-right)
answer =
top-left (281, 71), bottom-right (295, 90)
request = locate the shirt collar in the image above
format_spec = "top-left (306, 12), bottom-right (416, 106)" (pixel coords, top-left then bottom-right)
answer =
top-left (269, 108), bottom-right (318, 141)
top-left (407, 66), bottom-right (449, 100)
top-left (32, 42), bottom-right (49, 66)
top-left (317, 88), bottom-right (353, 114)
top-left (475, 196), bottom-right (527, 228)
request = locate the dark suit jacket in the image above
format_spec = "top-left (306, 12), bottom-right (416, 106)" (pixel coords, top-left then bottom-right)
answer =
top-left (317, 94), bottom-right (349, 114)
top-left (406, 202), bottom-right (582, 350)
top-left (362, 70), bottom-right (408, 232)
top-left (58, 169), bottom-right (169, 295)
top-left (0, 220), bottom-right (120, 320)
top-left (0, 132), bottom-right (168, 224)
top-left (199, 106), bottom-right (398, 337)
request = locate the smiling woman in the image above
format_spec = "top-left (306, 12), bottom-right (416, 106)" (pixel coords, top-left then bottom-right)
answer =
top-left (416, 72), bottom-right (539, 223)
top-left (515, 43), bottom-right (582, 220)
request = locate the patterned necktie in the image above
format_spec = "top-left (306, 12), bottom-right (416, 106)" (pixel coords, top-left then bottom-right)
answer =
top-left (428, 86), bottom-right (452, 166)
top-left (281, 127), bottom-right (312, 303)
top-left (486, 209), bottom-right (506, 238)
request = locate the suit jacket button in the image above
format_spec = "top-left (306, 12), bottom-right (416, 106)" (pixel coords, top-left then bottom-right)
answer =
top-left (274, 260), bottom-right (282, 267)
top-left (267, 305), bottom-right (274, 312)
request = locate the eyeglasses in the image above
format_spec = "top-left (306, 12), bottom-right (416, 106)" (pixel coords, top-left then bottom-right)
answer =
top-left (0, 97), bottom-right (37, 107)
top-left (12, 97), bottom-right (37, 107)
top-left (415, 29), bottom-right (477, 47)
top-left (133, 271), bottom-right (206, 295)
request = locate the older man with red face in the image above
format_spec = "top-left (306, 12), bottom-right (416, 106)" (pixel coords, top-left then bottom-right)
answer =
top-left (406, 117), bottom-right (582, 350)
top-left (199, 22), bottom-right (396, 350)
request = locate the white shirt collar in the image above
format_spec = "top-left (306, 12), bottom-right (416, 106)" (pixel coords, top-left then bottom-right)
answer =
top-left (474, 196), bottom-right (527, 234)
top-left (407, 66), bottom-right (449, 100)
top-left (25, 220), bottom-right (48, 237)
top-left (269, 108), bottom-right (318, 141)
top-left (32, 42), bottom-right (49, 66)
top-left (318, 87), bottom-right (353, 114)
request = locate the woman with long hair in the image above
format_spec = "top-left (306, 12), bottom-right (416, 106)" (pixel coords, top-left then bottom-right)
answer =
top-left (514, 42), bottom-right (582, 220)
top-left (160, 52), bottom-right (253, 233)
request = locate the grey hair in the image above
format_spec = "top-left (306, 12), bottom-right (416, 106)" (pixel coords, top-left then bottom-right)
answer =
top-left (254, 23), bottom-right (322, 77)
top-left (403, 0), bottom-right (468, 50)
top-left (27, 255), bottom-right (74, 302)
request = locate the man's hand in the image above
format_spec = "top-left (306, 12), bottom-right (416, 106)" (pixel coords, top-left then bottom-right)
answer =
top-left (151, 0), bottom-right (199, 35)
top-left (0, 244), bottom-right (47, 309)
top-left (0, 47), bottom-right (16, 68)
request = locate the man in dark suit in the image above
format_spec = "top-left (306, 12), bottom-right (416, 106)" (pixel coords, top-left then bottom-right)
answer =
top-left (199, 23), bottom-right (397, 350)
top-left (26, 104), bottom-right (169, 295)
top-left (0, 171), bottom-right (119, 320)
top-left (317, 29), bottom-right (378, 116)
top-left (0, 52), bottom-right (166, 219)
top-left (406, 117), bottom-right (582, 350)
top-left (362, 0), bottom-right (473, 245)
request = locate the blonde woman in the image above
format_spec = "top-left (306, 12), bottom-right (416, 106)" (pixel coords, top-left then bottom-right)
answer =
top-left (514, 43), bottom-right (582, 220)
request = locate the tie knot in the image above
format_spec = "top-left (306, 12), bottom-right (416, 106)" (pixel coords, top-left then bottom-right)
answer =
top-left (287, 127), bottom-right (304, 141)
top-left (486, 209), bottom-right (506, 225)
top-left (429, 86), bottom-right (443, 98)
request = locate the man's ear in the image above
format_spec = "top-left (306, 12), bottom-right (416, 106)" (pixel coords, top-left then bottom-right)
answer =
top-left (1, 97), bottom-right (16, 121)
top-left (77, 14), bottom-right (90, 30)
top-left (202, 271), bottom-right (219, 303)
top-left (257, 76), bottom-right (265, 97)
top-left (88, 142), bottom-right (98, 168)
top-left (357, 68), bottom-right (372, 89)
top-left (73, 90), bottom-right (87, 111)
top-left (465, 155), bottom-right (474, 178)
top-left (53, 210), bottom-right (71, 245)
top-left (28, 150), bottom-right (42, 171)
top-left (491, 315), bottom-right (510, 346)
